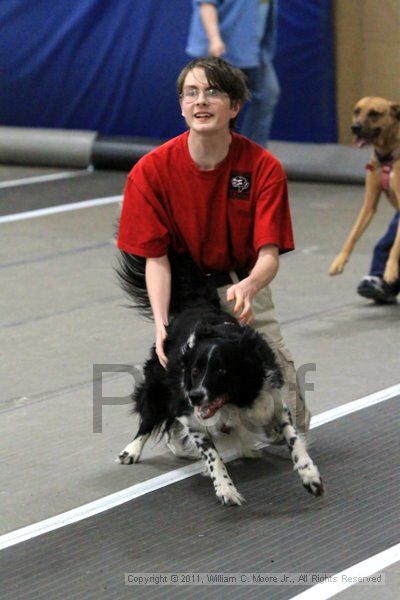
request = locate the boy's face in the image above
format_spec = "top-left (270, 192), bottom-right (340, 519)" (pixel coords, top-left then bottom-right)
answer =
top-left (180, 67), bottom-right (240, 134)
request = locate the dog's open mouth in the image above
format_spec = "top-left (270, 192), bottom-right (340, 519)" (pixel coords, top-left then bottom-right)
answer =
top-left (354, 137), bottom-right (368, 148)
top-left (195, 394), bottom-right (229, 419)
top-left (353, 128), bottom-right (382, 148)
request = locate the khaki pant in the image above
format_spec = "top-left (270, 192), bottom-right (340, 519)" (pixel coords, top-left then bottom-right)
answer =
top-left (217, 280), bottom-right (311, 433)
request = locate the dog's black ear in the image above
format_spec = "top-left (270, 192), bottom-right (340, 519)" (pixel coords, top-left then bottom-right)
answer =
top-left (180, 323), bottom-right (216, 361)
top-left (180, 331), bottom-right (196, 362)
top-left (240, 326), bottom-right (284, 388)
top-left (390, 103), bottom-right (400, 120)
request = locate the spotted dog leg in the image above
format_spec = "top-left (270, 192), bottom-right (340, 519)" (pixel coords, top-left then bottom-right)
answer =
top-left (186, 427), bottom-right (245, 506)
top-left (275, 405), bottom-right (324, 497)
top-left (118, 433), bottom-right (150, 464)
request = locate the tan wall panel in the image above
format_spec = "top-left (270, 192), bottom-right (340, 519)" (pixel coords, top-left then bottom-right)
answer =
top-left (334, 0), bottom-right (363, 143)
top-left (362, 43), bottom-right (400, 100)
top-left (363, 0), bottom-right (400, 42)
top-left (334, 0), bottom-right (400, 143)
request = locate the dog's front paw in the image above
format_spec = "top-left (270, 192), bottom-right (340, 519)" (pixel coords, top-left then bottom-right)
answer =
top-left (215, 481), bottom-right (245, 506)
top-left (296, 462), bottom-right (324, 497)
top-left (117, 451), bottom-right (137, 465)
top-left (116, 441), bottom-right (141, 465)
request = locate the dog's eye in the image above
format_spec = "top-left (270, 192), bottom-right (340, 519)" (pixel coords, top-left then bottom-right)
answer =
top-left (354, 107), bottom-right (361, 116)
top-left (217, 368), bottom-right (226, 377)
top-left (368, 110), bottom-right (381, 119)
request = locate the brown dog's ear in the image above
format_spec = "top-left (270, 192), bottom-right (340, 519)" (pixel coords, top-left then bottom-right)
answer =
top-left (390, 103), bottom-right (400, 120)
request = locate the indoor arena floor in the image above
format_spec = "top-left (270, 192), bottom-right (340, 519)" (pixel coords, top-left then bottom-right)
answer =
top-left (0, 163), bottom-right (399, 599)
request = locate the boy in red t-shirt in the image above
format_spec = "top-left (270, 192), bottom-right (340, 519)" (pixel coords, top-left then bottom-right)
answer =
top-left (118, 57), bottom-right (310, 451)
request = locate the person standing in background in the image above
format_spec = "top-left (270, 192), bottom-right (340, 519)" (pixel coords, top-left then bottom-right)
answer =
top-left (186, 0), bottom-right (280, 147)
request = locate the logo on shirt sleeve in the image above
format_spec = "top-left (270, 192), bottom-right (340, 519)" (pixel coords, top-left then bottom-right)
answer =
top-left (228, 171), bottom-right (252, 199)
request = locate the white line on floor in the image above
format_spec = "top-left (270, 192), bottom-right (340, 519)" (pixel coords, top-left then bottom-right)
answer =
top-left (0, 195), bottom-right (122, 224)
top-left (0, 169), bottom-right (91, 189)
top-left (310, 382), bottom-right (400, 428)
top-left (289, 543), bottom-right (400, 600)
top-left (0, 383), bottom-right (399, 551)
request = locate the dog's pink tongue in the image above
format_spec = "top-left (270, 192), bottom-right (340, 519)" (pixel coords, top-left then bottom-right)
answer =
top-left (195, 396), bottom-right (227, 419)
top-left (353, 138), bottom-right (366, 148)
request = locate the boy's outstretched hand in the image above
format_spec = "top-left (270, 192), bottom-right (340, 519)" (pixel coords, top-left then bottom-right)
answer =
top-left (226, 278), bottom-right (257, 325)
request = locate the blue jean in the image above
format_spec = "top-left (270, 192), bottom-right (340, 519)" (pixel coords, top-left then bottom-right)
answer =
top-left (240, 61), bottom-right (280, 146)
top-left (369, 211), bottom-right (400, 292)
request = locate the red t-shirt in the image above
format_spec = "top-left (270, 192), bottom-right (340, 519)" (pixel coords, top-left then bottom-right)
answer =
top-left (118, 131), bottom-right (294, 273)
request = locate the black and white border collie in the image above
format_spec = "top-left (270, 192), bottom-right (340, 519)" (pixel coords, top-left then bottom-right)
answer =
top-left (116, 251), bottom-right (324, 505)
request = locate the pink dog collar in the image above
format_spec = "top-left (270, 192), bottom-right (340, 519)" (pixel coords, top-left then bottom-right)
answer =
top-left (365, 163), bottom-right (391, 197)
top-left (381, 164), bottom-right (391, 195)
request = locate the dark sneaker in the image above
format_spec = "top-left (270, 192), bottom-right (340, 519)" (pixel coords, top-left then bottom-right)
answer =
top-left (357, 276), bottom-right (397, 304)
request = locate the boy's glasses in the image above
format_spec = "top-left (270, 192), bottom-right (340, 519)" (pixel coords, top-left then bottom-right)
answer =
top-left (181, 87), bottom-right (227, 103)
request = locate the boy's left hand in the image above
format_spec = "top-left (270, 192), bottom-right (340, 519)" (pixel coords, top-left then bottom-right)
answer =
top-left (226, 278), bottom-right (257, 325)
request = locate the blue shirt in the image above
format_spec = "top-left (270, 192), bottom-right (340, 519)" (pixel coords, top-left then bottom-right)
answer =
top-left (186, 0), bottom-right (277, 68)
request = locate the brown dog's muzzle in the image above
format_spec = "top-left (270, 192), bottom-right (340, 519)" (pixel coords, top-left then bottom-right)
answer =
top-left (351, 122), bottom-right (382, 146)
top-left (351, 123), bottom-right (362, 135)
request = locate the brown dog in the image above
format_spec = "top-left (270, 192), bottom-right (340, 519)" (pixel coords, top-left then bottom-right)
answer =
top-left (329, 96), bottom-right (400, 284)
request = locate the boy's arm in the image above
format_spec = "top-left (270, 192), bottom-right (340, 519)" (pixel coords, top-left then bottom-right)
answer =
top-left (199, 2), bottom-right (226, 57)
top-left (145, 255), bottom-right (171, 368)
top-left (227, 245), bottom-right (279, 324)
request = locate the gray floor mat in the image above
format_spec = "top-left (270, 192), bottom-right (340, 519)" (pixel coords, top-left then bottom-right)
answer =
top-left (1, 396), bottom-right (398, 600)
top-left (0, 170), bottom-right (125, 216)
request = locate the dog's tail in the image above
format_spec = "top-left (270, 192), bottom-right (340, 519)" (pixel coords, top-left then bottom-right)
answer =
top-left (116, 252), bottom-right (153, 318)
top-left (116, 250), bottom-right (221, 319)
